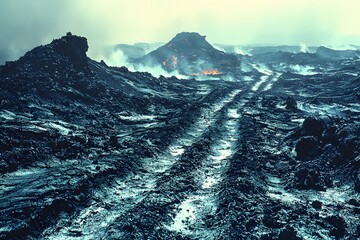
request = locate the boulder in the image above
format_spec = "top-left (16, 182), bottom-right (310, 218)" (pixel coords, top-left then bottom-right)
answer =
top-left (295, 136), bottom-right (320, 159)
top-left (325, 215), bottom-right (347, 238)
top-left (293, 168), bottom-right (329, 190)
top-left (302, 117), bottom-right (324, 137)
top-left (278, 226), bottom-right (301, 240)
top-left (285, 96), bottom-right (297, 109)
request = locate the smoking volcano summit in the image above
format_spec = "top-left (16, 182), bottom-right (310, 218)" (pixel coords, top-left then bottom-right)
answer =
top-left (133, 32), bottom-right (240, 77)
top-left (1, 32), bottom-right (360, 239)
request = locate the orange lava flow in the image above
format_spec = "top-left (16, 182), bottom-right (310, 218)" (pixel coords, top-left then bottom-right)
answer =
top-left (196, 69), bottom-right (222, 75)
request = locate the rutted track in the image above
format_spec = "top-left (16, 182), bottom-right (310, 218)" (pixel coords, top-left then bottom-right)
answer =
top-left (1, 74), bottom-right (276, 240)
top-left (42, 74), bottom-right (274, 240)
top-left (163, 101), bottom-right (244, 239)
top-left (44, 88), bottom-right (243, 239)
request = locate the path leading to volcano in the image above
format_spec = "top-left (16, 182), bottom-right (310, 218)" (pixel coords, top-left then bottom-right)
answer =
top-left (158, 75), bottom-right (274, 239)
top-left (42, 75), bottom-right (274, 239)
top-left (163, 103), bottom-right (244, 239)
top-left (45, 88), bottom-right (242, 239)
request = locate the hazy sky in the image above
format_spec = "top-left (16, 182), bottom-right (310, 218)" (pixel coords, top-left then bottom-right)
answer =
top-left (1, 0), bottom-right (360, 63)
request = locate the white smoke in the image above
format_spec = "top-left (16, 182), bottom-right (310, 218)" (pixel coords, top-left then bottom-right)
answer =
top-left (289, 64), bottom-right (317, 75)
top-left (299, 43), bottom-right (308, 53)
top-left (240, 62), bottom-right (253, 72)
top-left (213, 44), bottom-right (227, 53)
top-left (132, 63), bottom-right (187, 79)
top-left (103, 48), bottom-right (187, 79)
top-left (234, 46), bottom-right (252, 56)
top-left (106, 49), bottom-right (129, 67)
top-left (250, 63), bottom-right (273, 75)
top-left (213, 44), bottom-right (253, 56)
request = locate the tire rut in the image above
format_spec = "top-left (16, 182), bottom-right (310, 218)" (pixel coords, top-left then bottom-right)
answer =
top-left (160, 77), bottom-right (271, 239)
top-left (44, 89), bottom-right (242, 240)
top-left (163, 103), bottom-right (243, 239)
top-left (103, 77), bottom-right (271, 239)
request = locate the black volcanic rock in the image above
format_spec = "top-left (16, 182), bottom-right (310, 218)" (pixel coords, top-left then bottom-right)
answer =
top-left (51, 32), bottom-right (89, 67)
top-left (293, 168), bottom-right (328, 190)
top-left (134, 32), bottom-right (240, 76)
top-left (1, 32), bottom-right (91, 82)
top-left (165, 32), bottom-right (214, 51)
top-left (325, 215), bottom-right (348, 238)
top-left (0, 33), bottom-right (94, 108)
top-left (295, 136), bottom-right (320, 159)
top-left (0, 32), bottom-right (211, 174)
top-left (302, 117), bottom-right (325, 137)
top-left (285, 96), bottom-right (297, 109)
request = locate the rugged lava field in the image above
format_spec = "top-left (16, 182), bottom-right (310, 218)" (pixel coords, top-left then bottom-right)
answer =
top-left (1, 33), bottom-right (360, 239)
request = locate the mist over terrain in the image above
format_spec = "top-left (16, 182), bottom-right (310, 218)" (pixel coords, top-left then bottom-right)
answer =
top-left (1, 0), bottom-right (360, 65)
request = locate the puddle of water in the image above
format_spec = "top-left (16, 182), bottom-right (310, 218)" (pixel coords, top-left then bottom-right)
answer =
top-left (166, 194), bottom-right (218, 236)
top-left (197, 85), bottom-right (212, 95)
top-left (8, 168), bottom-right (45, 177)
top-left (308, 186), bottom-right (355, 204)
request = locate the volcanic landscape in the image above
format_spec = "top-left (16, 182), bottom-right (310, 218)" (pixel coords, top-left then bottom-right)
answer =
top-left (1, 32), bottom-right (360, 239)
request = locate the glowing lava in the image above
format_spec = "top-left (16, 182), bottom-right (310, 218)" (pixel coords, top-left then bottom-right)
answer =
top-left (193, 69), bottom-right (222, 76)
top-left (162, 56), bottom-right (178, 69)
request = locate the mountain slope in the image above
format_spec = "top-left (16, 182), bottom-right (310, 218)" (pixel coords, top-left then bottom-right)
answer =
top-left (134, 32), bottom-right (240, 76)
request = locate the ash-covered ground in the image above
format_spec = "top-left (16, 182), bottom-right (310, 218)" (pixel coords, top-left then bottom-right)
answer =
top-left (0, 33), bottom-right (360, 239)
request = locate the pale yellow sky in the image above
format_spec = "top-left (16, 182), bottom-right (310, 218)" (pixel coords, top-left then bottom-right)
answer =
top-left (1, 0), bottom-right (360, 62)
top-left (74, 0), bottom-right (360, 44)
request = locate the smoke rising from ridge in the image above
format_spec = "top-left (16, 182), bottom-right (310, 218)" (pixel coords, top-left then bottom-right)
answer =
top-left (104, 49), bottom-right (187, 79)
top-left (1, 0), bottom-right (360, 64)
